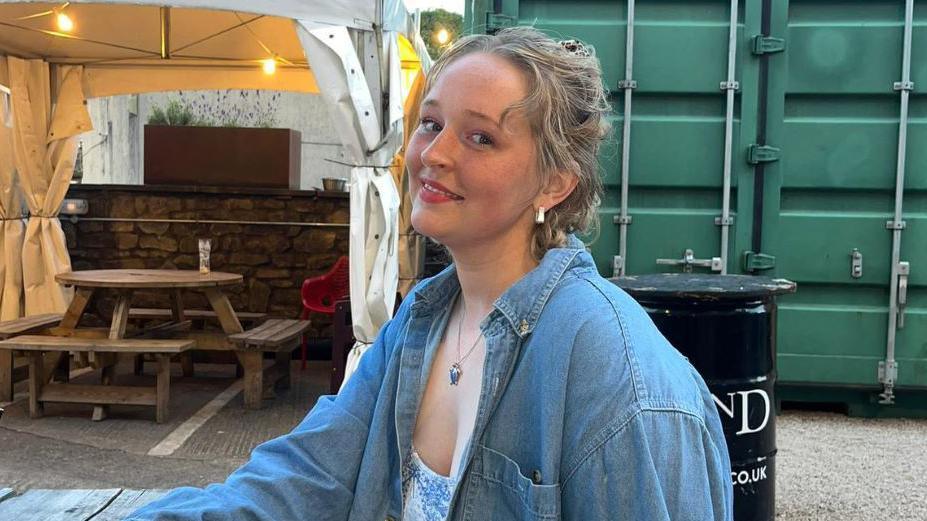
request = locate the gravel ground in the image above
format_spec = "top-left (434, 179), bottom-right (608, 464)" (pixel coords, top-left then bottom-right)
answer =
top-left (776, 409), bottom-right (927, 520)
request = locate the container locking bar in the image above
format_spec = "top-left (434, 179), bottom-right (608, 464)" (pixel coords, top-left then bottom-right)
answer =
top-left (657, 249), bottom-right (723, 273)
top-left (880, 0), bottom-right (916, 406)
top-left (615, 0), bottom-right (638, 277)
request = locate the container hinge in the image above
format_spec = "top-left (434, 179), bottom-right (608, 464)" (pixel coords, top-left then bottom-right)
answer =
top-left (893, 80), bottom-right (914, 92)
top-left (752, 35), bottom-right (786, 55)
top-left (613, 215), bottom-right (632, 225)
top-left (878, 360), bottom-right (898, 404)
top-left (485, 13), bottom-right (516, 32)
top-left (743, 251), bottom-right (776, 272)
top-left (850, 249), bottom-right (863, 278)
top-left (657, 248), bottom-right (723, 273)
top-left (747, 144), bottom-right (781, 165)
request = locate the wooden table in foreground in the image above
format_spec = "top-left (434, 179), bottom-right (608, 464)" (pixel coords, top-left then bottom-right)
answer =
top-left (0, 487), bottom-right (168, 520)
top-left (55, 269), bottom-right (248, 416)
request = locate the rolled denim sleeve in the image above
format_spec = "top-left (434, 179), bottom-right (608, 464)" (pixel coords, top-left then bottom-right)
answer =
top-left (561, 407), bottom-right (733, 521)
top-left (126, 305), bottom-right (403, 521)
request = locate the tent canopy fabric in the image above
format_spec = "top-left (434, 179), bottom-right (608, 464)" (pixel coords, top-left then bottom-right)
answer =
top-left (0, 0), bottom-right (380, 32)
top-left (0, 1), bottom-right (422, 97)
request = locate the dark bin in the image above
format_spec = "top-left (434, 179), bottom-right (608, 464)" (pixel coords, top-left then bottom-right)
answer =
top-left (611, 274), bottom-right (796, 521)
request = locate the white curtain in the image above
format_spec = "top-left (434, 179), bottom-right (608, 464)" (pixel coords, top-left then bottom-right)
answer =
top-left (297, 24), bottom-right (403, 390)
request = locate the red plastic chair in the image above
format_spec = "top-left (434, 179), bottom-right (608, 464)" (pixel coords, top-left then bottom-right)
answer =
top-left (300, 256), bottom-right (350, 369)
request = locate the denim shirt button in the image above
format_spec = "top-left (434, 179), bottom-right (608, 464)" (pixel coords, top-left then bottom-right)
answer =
top-left (519, 319), bottom-right (529, 335)
top-left (531, 469), bottom-right (543, 484)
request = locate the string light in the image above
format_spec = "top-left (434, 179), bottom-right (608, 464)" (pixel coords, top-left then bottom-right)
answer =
top-left (261, 58), bottom-right (276, 75)
top-left (55, 11), bottom-right (73, 32)
top-left (436, 28), bottom-right (450, 45)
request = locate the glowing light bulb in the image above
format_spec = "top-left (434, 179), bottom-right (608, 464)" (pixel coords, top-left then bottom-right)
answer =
top-left (261, 58), bottom-right (276, 75)
top-left (56, 12), bottom-right (74, 32)
top-left (436, 28), bottom-right (450, 45)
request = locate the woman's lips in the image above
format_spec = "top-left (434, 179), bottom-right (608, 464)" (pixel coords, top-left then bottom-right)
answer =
top-left (418, 179), bottom-right (463, 204)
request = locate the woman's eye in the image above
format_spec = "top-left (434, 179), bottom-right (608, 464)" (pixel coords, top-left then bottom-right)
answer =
top-left (468, 133), bottom-right (494, 146)
top-left (420, 118), bottom-right (441, 132)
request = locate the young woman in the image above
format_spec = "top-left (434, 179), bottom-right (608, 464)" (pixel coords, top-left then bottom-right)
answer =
top-left (130, 27), bottom-right (733, 521)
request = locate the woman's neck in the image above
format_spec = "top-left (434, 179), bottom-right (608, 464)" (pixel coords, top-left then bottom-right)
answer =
top-left (448, 234), bottom-right (538, 324)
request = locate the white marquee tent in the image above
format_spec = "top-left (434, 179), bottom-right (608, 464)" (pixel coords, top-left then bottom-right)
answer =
top-left (0, 0), bottom-right (431, 386)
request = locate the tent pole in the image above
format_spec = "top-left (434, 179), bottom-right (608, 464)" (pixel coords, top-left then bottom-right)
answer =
top-left (160, 7), bottom-right (171, 59)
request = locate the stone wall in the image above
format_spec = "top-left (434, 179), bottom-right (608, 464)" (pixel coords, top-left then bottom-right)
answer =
top-left (62, 184), bottom-right (349, 337)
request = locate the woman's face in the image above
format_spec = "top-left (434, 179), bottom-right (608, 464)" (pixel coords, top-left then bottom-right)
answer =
top-left (406, 52), bottom-right (544, 252)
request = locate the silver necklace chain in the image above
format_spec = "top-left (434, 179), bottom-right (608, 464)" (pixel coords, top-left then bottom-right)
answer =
top-left (449, 294), bottom-right (482, 385)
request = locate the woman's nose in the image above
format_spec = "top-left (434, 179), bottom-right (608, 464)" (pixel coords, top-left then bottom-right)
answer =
top-left (420, 129), bottom-right (454, 169)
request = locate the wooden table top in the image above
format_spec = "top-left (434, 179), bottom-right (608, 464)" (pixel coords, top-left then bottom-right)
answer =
top-left (0, 487), bottom-right (168, 519)
top-left (55, 269), bottom-right (243, 289)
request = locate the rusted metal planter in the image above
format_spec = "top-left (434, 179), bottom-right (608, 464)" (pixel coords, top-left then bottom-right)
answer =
top-left (144, 125), bottom-right (301, 189)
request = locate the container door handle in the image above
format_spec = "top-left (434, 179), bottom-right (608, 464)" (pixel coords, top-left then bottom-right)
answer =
top-left (656, 249), bottom-right (723, 273)
top-left (897, 261), bottom-right (910, 329)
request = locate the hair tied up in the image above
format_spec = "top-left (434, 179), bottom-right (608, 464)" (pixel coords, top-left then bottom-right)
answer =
top-left (557, 39), bottom-right (592, 57)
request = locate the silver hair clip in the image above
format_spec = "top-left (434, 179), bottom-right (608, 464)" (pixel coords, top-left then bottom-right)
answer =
top-left (558, 39), bottom-right (591, 57)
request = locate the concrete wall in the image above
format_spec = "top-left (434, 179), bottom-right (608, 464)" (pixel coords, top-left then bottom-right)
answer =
top-left (79, 90), bottom-right (352, 190)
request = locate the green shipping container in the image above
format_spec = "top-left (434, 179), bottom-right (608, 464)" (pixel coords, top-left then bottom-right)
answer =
top-left (465, 0), bottom-right (926, 414)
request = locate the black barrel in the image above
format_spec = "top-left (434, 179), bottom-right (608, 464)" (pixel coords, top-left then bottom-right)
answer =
top-left (611, 274), bottom-right (796, 521)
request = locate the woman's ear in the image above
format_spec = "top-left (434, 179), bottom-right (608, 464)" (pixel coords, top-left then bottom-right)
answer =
top-left (537, 170), bottom-right (579, 210)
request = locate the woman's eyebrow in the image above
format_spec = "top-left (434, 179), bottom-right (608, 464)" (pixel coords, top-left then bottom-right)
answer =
top-left (421, 99), bottom-right (503, 129)
top-left (464, 109), bottom-right (502, 129)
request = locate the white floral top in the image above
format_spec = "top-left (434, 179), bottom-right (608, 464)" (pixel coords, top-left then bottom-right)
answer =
top-left (401, 448), bottom-right (457, 521)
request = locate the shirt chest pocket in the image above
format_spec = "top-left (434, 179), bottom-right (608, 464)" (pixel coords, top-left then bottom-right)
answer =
top-left (469, 445), bottom-right (561, 520)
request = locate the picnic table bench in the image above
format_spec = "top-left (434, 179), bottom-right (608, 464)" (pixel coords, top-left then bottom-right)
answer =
top-left (0, 487), bottom-right (168, 520)
top-left (0, 335), bottom-right (194, 423)
top-left (0, 314), bottom-right (66, 402)
top-left (228, 318), bottom-right (311, 406)
top-left (128, 307), bottom-right (267, 326)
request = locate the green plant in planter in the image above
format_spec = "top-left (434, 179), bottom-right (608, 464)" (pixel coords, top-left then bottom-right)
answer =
top-left (147, 91), bottom-right (280, 128)
top-left (148, 99), bottom-right (209, 126)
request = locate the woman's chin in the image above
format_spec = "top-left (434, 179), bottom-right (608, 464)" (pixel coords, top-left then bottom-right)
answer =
top-left (411, 211), bottom-right (449, 239)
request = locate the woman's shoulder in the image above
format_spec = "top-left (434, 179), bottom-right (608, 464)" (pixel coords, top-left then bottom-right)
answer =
top-left (545, 269), bottom-right (711, 417)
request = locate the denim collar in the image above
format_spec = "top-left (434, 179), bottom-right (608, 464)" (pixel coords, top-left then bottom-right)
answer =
top-left (411, 235), bottom-right (593, 336)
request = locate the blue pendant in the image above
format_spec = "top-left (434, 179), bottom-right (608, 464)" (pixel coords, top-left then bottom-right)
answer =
top-left (449, 364), bottom-right (462, 386)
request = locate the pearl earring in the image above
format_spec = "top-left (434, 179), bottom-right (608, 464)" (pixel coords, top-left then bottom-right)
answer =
top-left (535, 206), bottom-right (546, 224)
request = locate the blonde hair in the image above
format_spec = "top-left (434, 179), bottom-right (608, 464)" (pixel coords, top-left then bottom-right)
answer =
top-left (425, 26), bottom-right (611, 260)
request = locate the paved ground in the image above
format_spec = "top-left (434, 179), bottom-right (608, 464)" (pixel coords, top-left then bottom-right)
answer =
top-left (0, 360), bottom-right (328, 489)
top-left (1, 363), bottom-right (925, 519)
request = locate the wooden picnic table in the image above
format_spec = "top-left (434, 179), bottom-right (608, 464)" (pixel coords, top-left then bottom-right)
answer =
top-left (0, 487), bottom-right (168, 520)
top-left (54, 269), bottom-right (246, 419)
top-left (56, 269), bottom-right (245, 337)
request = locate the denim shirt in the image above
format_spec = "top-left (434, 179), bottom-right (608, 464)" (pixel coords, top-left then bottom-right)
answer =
top-left (129, 236), bottom-right (733, 520)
